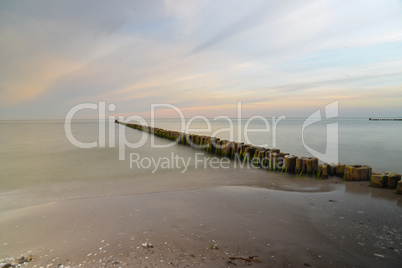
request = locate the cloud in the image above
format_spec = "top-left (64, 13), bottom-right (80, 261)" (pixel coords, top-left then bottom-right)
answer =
top-left (187, 0), bottom-right (332, 56)
top-left (0, 0), bottom-right (401, 119)
top-left (187, 1), bottom-right (269, 54)
top-left (0, 0), bottom-right (134, 106)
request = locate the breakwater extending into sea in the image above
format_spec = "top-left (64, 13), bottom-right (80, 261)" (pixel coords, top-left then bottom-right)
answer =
top-left (117, 120), bottom-right (402, 195)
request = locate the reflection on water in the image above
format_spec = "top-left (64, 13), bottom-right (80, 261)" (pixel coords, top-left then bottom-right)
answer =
top-left (343, 180), bottom-right (402, 207)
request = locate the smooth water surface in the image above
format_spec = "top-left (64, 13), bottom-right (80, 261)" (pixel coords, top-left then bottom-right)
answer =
top-left (0, 118), bottom-right (401, 196)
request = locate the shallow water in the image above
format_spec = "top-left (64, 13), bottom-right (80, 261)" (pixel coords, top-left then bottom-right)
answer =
top-left (0, 118), bottom-right (401, 195)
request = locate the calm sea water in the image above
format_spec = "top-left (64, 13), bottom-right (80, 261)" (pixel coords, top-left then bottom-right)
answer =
top-left (0, 118), bottom-right (401, 196)
top-left (147, 117), bottom-right (402, 174)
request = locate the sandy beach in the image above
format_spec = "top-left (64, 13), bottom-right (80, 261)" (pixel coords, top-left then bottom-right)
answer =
top-left (1, 168), bottom-right (401, 268)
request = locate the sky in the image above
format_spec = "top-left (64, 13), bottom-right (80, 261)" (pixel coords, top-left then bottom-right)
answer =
top-left (0, 0), bottom-right (402, 119)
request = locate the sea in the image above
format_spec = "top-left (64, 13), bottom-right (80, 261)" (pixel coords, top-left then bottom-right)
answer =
top-left (0, 117), bottom-right (401, 202)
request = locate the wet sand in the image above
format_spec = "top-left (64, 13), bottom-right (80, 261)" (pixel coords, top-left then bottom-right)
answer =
top-left (1, 170), bottom-right (402, 268)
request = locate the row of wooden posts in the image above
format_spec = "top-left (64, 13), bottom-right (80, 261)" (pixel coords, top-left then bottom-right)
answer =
top-left (117, 121), bottom-right (402, 194)
top-left (369, 118), bottom-right (402, 121)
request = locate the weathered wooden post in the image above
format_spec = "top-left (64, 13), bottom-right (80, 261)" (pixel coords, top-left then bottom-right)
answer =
top-left (344, 165), bottom-right (372, 181)
top-left (335, 164), bottom-right (346, 178)
top-left (305, 157), bottom-right (318, 175)
top-left (220, 140), bottom-right (231, 157)
top-left (387, 173), bottom-right (401, 189)
top-left (295, 157), bottom-right (318, 176)
top-left (200, 136), bottom-right (207, 146)
top-left (243, 146), bottom-right (256, 161)
top-left (396, 181), bottom-right (402, 195)
top-left (212, 138), bottom-right (220, 154)
top-left (318, 164), bottom-right (329, 179)
top-left (191, 135), bottom-right (197, 145)
top-left (239, 144), bottom-right (249, 160)
top-left (214, 140), bottom-right (222, 155)
top-left (186, 134), bottom-right (192, 146)
top-left (284, 155), bottom-right (297, 173)
top-left (231, 142), bottom-right (242, 158)
top-left (171, 131), bottom-right (179, 141)
top-left (295, 157), bottom-right (303, 175)
top-left (271, 153), bottom-right (289, 171)
top-left (327, 164), bottom-right (336, 177)
top-left (267, 149), bottom-right (280, 170)
top-left (203, 137), bottom-right (211, 150)
top-left (253, 149), bottom-right (267, 168)
top-left (177, 133), bottom-right (185, 144)
top-left (370, 172), bottom-right (388, 188)
top-left (207, 137), bottom-right (215, 153)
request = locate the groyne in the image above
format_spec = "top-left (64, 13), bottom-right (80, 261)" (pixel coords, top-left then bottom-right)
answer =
top-left (116, 120), bottom-right (402, 195)
top-left (369, 118), bottom-right (402, 121)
